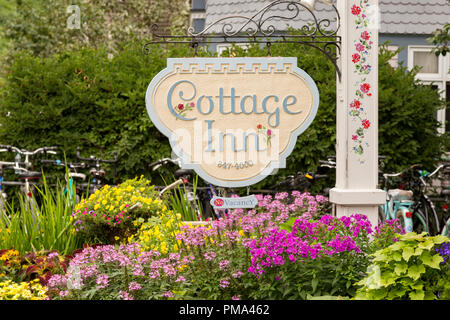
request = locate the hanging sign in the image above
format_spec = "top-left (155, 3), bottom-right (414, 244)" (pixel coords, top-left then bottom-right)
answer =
top-left (145, 57), bottom-right (319, 187)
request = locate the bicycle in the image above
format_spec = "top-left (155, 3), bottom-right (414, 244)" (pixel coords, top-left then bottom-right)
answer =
top-left (148, 157), bottom-right (227, 221)
top-left (0, 144), bottom-right (58, 222)
top-left (378, 164), bottom-right (424, 233)
top-left (40, 158), bottom-right (88, 206)
top-left (410, 163), bottom-right (450, 236)
top-left (75, 147), bottom-right (118, 195)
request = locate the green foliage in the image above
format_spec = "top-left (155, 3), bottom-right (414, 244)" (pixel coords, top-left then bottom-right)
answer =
top-left (0, 37), bottom-right (447, 190)
top-left (0, 175), bottom-right (82, 255)
top-left (428, 23), bottom-right (450, 57)
top-left (4, 0), bottom-right (189, 59)
top-left (354, 232), bottom-right (450, 300)
top-left (72, 176), bottom-right (165, 244)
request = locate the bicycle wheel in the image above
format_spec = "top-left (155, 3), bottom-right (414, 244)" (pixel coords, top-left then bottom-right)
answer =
top-left (415, 199), bottom-right (440, 236)
top-left (441, 217), bottom-right (450, 237)
top-left (378, 206), bottom-right (386, 225)
top-left (412, 209), bottom-right (428, 235)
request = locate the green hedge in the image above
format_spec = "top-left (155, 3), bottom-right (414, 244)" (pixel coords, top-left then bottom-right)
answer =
top-left (0, 40), bottom-right (447, 189)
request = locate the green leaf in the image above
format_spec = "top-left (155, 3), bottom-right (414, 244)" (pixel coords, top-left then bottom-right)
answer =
top-left (391, 251), bottom-right (402, 262)
top-left (418, 238), bottom-right (435, 250)
top-left (409, 289), bottom-right (425, 300)
top-left (394, 263), bottom-right (408, 276)
top-left (402, 246), bottom-right (415, 261)
top-left (380, 272), bottom-right (396, 287)
top-left (387, 287), bottom-right (407, 299)
top-left (421, 251), bottom-right (444, 270)
top-left (373, 287), bottom-right (388, 300)
top-left (432, 235), bottom-right (449, 244)
top-left (311, 277), bottom-right (318, 294)
top-left (407, 264), bottom-right (426, 281)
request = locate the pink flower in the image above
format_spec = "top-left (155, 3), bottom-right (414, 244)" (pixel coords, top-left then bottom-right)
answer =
top-left (177, 103), bottom-right (184, 111)
top-left (352, 135), bottom-right (358, 141)
top-left (355, 43), bottom-right (365, 52)
top-left (219, 279), bottom-right (230, 288)
top-left (267, 129), bottom-right (272, 136)
top-left (129, 281), bottom-right (142, 291)
top-left (360, 83), bottom-right (371, 94)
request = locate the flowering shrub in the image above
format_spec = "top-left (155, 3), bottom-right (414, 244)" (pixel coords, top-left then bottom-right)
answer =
top-left (245, 214), bottom-right (402, 299)
top-left (46, 243), bottom-right (190, 300)
top-left (72, 176), bottom-right (165, 244)
top-left (42, 191), bottom-right (411, 301)
top-left (0, 248), bottom-right (69, 286)
top-left (355, 233), bottom-right (450, 300)
top-left (253, 192), bottom-right (329, 221)
top-left (173, 217), bottom-right (264, 300)
top-left (0, 279), bottom-right (48, 300)
top-left (127, 211), bottom-right (183, 255)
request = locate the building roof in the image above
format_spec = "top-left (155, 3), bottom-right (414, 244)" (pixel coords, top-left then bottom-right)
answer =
top-left (204, 0), bottom-right (450, 35)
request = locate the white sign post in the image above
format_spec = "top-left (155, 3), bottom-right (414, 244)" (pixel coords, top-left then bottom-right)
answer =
top-left (329, 0), bottom-right (385, 228)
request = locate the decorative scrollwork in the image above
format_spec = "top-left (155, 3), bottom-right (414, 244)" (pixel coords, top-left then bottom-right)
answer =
top-left (142, 0), bottom-right (342, 78)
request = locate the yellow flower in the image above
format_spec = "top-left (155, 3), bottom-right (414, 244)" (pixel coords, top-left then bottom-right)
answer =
top-left (94, 204), bottom-right (100, 210)
top-left (102, 200), bottom-right (107, 205)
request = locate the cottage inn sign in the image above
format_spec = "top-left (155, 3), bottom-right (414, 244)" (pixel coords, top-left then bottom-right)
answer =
top-left (144, 0), bottom-right (386, 228)
top-left (146, 57), bottom-right (319, 187)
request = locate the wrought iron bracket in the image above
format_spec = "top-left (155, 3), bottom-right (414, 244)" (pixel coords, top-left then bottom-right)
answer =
top-left (143, 0), bottom-right (342, 80)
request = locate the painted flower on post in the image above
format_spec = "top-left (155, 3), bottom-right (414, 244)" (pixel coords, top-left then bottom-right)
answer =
top-left (361, 31), bottom-right (370, 41)
top-left (362, 119), bottom-right (371, 129)
top-left (352, 53), bottom-right (361, 63)
top-left (355, 43), bottom-right (365, 52)
top-left (352, 5), bottom-right (362, 15)
top-left (360, 83), bottom-right (371, 96)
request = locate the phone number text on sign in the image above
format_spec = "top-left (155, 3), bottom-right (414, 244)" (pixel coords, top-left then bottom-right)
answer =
top-left (217, 160), bottom-right (254, 169)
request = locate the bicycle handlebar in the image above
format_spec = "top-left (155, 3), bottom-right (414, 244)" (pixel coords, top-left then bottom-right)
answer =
top-left (76, 147), bottom-right (118, 163)
top-left (0, 145), bottom-right (58, 155)
top-left (382, 163), bottom-right (422, 178)
top-left (149, 158), bottom-right (181, 170)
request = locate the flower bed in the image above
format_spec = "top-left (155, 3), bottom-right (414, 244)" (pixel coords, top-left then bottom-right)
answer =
top-left (0, 180), bottom-right (448, 300)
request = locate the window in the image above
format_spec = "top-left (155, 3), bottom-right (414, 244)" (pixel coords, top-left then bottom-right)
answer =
top-left (216, 43), bottom-right (249, 56)
top-left (408, 46), bottom-right (450, 134)
top-left (387, 45), bottom-right (399, 69)
top-left (192, 18), bottom-right (205, 33)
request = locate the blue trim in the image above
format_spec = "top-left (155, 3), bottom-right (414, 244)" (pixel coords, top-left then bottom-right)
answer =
top-left (145, 57), bottom-right (320, 188)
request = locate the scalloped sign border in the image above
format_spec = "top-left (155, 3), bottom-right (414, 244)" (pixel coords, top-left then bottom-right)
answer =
top-left (145, 57), bottom-right (319, 188)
